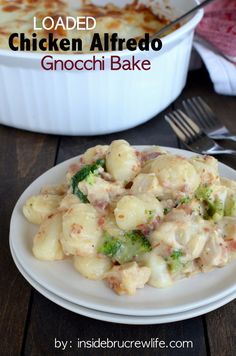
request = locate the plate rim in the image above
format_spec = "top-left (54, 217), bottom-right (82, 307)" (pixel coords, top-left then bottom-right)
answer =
top-left (10, 238), bottom-right (236, 325)
top-left (9, 145), bottom-right (236, 316)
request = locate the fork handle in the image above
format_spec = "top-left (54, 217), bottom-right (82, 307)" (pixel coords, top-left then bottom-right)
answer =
top-left (210, 134), bottom-right (236, 142)
top-left (202, 149), bottom-right (236, 155)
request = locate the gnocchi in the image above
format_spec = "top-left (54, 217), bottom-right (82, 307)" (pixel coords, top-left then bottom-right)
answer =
top-left (61, 203), bottom-right (102, 256)
top-left (23, 140), bottom-right (236, 296)
top-left (114, 194), bottom-right (163, 230)
top-left (143, 154), bottom-right (200, 199)
top-left (23, 194), bottom-right (62, 224)
top-left (106, 140), bottom-right (141, 183)
top-left (73, 255), bottom-right (112, 280)
top-left (32, 213), bottom-right (64, 261)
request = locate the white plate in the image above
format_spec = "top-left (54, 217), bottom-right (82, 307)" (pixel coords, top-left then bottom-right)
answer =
top-left (10, 238), bottom-right (236, 325)
top-left (10, 146), bottom-right (236, 316)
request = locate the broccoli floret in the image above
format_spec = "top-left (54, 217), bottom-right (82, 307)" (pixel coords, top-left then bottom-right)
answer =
top-left (164, 207), bottom-right (170, 215)
top-left (206, 198), bottom-right (224, 221)
top-left (98, 233), bottom-right (122, 258)
top-left (171, 250), bottom-right (183, 259)
top-left (168, 250), bottom-right (184, 273)
top-left (195, 185), bottom-right (213, 201)
top-left (71, 159), bottom-right (105, 202)
top-left (178, 196), bottom-right (191, 205)
top-left (145, 209), bottom-right (155, 223)
top-left (85, 171), bottom-right (99, 185)
top-left (98, 230), bottom-right (152, 264)
top-left (225, 196), bottom-right (236, 217)
top-left (195, 185), bottom-right (224, 222)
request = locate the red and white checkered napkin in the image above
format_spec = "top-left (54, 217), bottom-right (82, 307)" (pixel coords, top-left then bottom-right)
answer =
top-left (193, 0), bottom-right (236, 95)
top-left (197, 0), bottom-right (236, 62)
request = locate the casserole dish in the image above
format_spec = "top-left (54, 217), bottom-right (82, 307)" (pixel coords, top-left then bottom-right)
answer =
top-left (0, 0), bottom-right (203, 135)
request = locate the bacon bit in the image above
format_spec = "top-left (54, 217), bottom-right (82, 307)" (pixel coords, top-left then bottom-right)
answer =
top-left (125, 181), bottom-right (133, 189)
top-left (227, 240), bottom-right (236, 250)
top-left (204, 227), bottom-right (211, 233)
top-left (106, 276), bottom-right (120, 290)
top-left (47, 214), bottom-right (54, 219)
top-left (135, 150), bottom-right (142, 158)
top-left (98, 217), bottom-right (105, 227)
top-left (71, 224), bottom-right (83, 235)
top-left (69, 163), bottom-right (82, 173)
top-left (181, 205), bottom-right (193, 215)
top-left (94, 201), bottom-right (109, 212)
top-left (0, 30), bottom-right (9, 35)
top-left (137, 218), bottom-right (160, 235)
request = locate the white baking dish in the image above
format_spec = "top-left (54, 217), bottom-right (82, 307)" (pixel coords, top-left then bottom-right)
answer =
top-left (0, 0), bottom-right (203, 135)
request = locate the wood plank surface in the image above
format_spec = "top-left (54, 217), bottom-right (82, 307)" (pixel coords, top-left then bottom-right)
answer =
top-left (24, 291), bottom-right (206, 356)
top-left (0, 125), bottom-right (58, 355)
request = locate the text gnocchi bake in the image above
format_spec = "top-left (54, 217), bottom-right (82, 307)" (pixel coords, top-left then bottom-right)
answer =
top-left (23, 140), bottom-right (236, 295)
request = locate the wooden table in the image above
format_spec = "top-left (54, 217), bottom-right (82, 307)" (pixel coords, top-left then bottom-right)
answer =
top-left (1, 68), bottom-right (235, 356)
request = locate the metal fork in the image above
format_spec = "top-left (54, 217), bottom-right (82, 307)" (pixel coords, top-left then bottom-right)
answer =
top-left (182, 97), bottom-right (236, 141)
top-left (165, 110), bottom-right (236, 155)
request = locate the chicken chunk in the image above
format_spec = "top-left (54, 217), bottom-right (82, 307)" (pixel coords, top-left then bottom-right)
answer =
top-left (199, 232), bottom-right (229, 271)
top-left (78, 176), bottom-right (125, 211)
top-left (131, 173), bottom-right (162, 195)
top-left (105, 262), bottom-right (151, 295)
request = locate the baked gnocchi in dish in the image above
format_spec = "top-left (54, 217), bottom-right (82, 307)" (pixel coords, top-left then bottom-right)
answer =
top-left (23, 140), bottom-right (236, 296)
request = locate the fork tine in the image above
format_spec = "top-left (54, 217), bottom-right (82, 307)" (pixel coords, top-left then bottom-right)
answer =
top-left (192, 97), bottom-right (212, 128)
top-left (185, 98), bottom-right (209, 129)
top-left (183, 98), bottom-right (200, 122)
top-left (175, 110), bottom-right (202, 137)
top-left (170, 112), bottom-right (194, 141)
top-left (165, 114), bottom-right (188, 142)
top-left (173, 112), bottom-right (196, 139)
top-left (196, 97), bottom-right (219, 126)
top-left (192, 97), bottom-right (211, 126)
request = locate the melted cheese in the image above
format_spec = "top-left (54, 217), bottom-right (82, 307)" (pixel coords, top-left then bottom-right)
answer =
top-left (0, 0), bottom-right (171, 53)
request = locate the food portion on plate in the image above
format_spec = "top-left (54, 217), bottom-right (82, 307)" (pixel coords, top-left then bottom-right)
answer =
top-left (23, 140), bottom-right (236, 296)
top-left (0, 0), bottom-right (173, 53)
